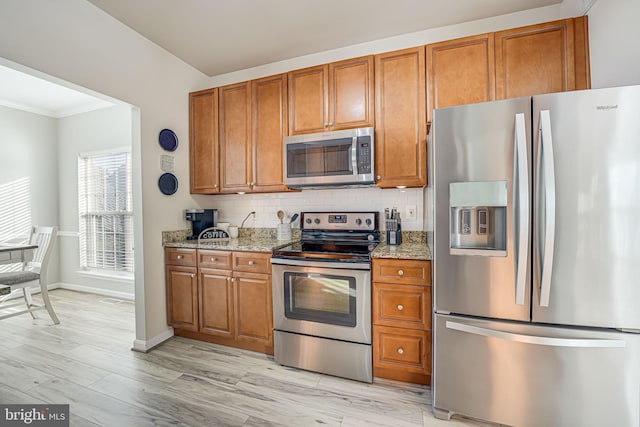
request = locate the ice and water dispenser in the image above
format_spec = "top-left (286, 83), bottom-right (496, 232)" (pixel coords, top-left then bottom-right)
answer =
top-left (449, 181), bottom-right (507, 256)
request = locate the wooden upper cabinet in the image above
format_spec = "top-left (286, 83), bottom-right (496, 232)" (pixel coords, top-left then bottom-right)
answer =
top-left (288, 56), bottom-right (374, 135)
top-left (251, 73), bottom-right (289, 193)
top-left (288, 65), bottom-right (327, 134)
top-left (189, 88), bottom-right (220, 194)
top-left (328, 56), bottom-right (374, 130)
top-left (495, 17), bottom-right (590, 100)
top-left (374, 47), bottom-right (427, 188)
top-left (219, 82), bottom-right (252, 193)
top-left (427, 33), bottom-right (495, 123)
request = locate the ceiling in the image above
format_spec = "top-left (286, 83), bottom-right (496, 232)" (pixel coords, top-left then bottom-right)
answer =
top-left (87, 0), bottom-right (563, 77)
top-left (1, 0), bottom-right (565, 116)
top-left (0, 64), bottom-right (114, 118)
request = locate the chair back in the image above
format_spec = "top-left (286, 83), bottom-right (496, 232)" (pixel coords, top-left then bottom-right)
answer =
top-left (25, 226), bottom-right (57, 284)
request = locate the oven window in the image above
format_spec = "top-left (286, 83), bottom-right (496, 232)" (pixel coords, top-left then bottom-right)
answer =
top-left (283, 272), bottom-right (356, 327)
top-left (286, 139), bottom-right (352, 178)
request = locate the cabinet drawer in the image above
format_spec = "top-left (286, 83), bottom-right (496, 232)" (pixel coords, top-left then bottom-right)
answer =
top-left (373, 326), bottom-right (431, 384)
top-left (372, 259), bottom-right (430, 285)
top-left (198, 250), bottom-right (233, 269)
top-left (373, 283), bottom-right (431, 330)
top-left (233, 252), bottom-right (271, 274)
top-left (165, 247), bottom-right (197, 267)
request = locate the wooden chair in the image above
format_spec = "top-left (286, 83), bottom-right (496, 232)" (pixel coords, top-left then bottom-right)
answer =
top-left (0, 226), bottom-right (59, 324)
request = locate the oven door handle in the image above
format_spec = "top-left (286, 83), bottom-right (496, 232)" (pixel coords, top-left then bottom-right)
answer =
top-left (270, 257), bottom-right (371, 270)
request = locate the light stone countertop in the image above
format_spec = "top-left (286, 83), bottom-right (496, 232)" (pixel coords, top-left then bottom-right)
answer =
top-left (163, 228), bottom-right (431, 260)
top-left (371, 242), bottom-right (431, 261)
top-left (163, 228), bottom-right (300, 253)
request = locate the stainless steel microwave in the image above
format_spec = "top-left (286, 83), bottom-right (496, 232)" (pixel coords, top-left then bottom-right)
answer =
top-left (283, 127), bottom-right (375, 188)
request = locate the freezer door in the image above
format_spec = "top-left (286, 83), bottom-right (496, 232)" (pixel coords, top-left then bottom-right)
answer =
top-left (532, 85), bottom-right (640, 330)
top-left (433, 314), bottom-right (640, 427)
top-left (432, 97), bottom-right (531, 321)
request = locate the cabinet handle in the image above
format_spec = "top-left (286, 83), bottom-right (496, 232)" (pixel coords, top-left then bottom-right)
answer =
top-left (398, 269), bottom-right (404, 276)
top-left (191, 274), bottom-right (195, 278)
top-left (248, 260), bottom-right (254, 266)
top-left (226, 277), bottom-right (231, 282)
top-left (214, 184), bottom-right (218, 189)
top-left (376, 175), bottom-right (381, 180)
top-left (397, 347), bottom-right (404, 355)
top-left (397, 304), bottom-right (404, 311)
top-left (250, 182), bottom-right (255, 186)
top-left (231, 278), bottom-right (236, 282)
top-left (210, 257), bottom-right (216, 262)
top-left (176, 255), bottom-right (183, 260)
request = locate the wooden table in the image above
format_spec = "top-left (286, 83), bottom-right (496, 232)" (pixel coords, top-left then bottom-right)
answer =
top-left (0, 244), bottom-right (37, 265)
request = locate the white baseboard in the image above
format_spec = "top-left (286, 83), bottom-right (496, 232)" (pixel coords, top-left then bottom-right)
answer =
top-left (54, 282), bottom-right (134, 301)
top-left (132, 327), bottom-right (174, 353)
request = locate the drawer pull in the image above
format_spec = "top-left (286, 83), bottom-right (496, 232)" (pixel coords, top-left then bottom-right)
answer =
top-left (177, 255), bottom-right (183, 260)
top-left (397, 269), bottom-right (404, 276)
top-left (397, 347), bottom-right (404, 355)
top-left (191, 274), bottom-right (195, 278)
top-left (248, 260), bottom-right (255, 266)
top-left (210, 257), bottom-right (216, 262)
top-left (397, 304), bottom-right (404, 311)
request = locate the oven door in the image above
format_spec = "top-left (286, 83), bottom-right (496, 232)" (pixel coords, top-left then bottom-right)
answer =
top-left (271, 258), bottom-right (371, 344)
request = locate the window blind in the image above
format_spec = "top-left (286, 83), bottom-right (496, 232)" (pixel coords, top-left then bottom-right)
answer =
top-left (78, 149), bottom-right (134, 273)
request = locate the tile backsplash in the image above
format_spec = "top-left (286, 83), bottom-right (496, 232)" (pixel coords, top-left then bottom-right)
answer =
top-left (192, 187), bottom-right (428, 231)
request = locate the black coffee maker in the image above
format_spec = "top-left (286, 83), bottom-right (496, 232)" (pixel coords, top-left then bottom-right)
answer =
top-left (185, 209), bottom-right (217, 240)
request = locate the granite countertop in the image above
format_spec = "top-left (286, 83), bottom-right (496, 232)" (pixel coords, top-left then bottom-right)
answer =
top-left (163, 228), bottom-right (298, 253)
top-left (371, 242), bottom-right (431, 260)
top-left (163, 228), bottom-right (432, 260)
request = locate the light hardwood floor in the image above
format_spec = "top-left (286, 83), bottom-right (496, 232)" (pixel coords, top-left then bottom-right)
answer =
top-left (0, 289), bottom-right (489, 427)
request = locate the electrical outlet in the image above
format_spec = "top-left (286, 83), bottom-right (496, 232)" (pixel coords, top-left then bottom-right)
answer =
top-left (406, 205), bottom-right (417, 219)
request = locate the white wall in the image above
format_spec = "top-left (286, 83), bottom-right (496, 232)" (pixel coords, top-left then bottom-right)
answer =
top-left (0, 0), bottom-right (209, 348)
top-left (57, 105), bottom-right (134, 296)
top-left (588, 0), bottom-right (640, 88)
top-left (0, 106), bottom-right (60, 278)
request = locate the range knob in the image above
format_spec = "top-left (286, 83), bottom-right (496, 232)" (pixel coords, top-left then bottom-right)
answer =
top-left (305, 218), bottom-right (312, 224)
top-left (314, 218), bottom-right (321, 224)
top-left (355, 218), bottom-right (362, 225)
top-left (365, 218), bottom-right (372, 226)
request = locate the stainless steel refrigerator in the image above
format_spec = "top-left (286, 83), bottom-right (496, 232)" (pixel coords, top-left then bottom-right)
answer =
top-left (432, 85), bottom-right (640, 427)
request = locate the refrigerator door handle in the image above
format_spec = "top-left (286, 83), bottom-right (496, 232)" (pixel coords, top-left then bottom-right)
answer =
top-left (538, 110), bottom-right (556, 307)
top-left (514, 113), bottom-right (529, 305)
top-left (446, 321), bottom-right (626, 348)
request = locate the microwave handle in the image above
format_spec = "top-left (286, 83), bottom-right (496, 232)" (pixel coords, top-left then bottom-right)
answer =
top-left (351, 136), bottom-right (357, 174)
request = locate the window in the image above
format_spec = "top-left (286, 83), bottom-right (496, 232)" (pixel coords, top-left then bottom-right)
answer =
top-left (78, 149), bottom-right (134, 273)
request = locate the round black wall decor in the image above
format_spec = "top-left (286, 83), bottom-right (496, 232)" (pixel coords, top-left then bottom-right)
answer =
top-left (159, 128), bottom-right (178, 152)
top-left (158, 172), bottom-right (178, 195)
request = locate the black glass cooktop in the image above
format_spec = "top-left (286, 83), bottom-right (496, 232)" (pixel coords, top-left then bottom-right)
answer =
top-left (273, 240), bottom-right (378, 261)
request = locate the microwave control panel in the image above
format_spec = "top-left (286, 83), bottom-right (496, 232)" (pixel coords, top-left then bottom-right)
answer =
top-left (357, 137), bottom-right (372, 174)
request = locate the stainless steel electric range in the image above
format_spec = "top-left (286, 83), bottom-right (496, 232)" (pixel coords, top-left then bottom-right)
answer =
top-left (271, 212), bottom-right (380, 383)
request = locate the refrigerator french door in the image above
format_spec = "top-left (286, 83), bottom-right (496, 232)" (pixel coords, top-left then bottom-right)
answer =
top-left (432, 85), bottom-right (640, 427)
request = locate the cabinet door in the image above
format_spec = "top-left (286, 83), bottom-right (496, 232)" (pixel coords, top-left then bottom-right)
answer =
top-left (373, 326), bottom-right (431, 384)
top-left (166, 265), bottom-right (198, 331)
top-left (288, 65), bottom-right (328, 135)
top-left (219, 82), bottom-right (252, 192)
top-left (189, 88), bottom-right (220, 193)
top-left (496, 18), bottom-right (579, 100)
top-left (427, 33), bottom-right (495, 123)
top-left (199, 268), bottom-right (234, 337)
top-left (234, 271), bottom-right (273, 347)
top-left (251, 73), bottom-right (289, 192)
top-left (373, 283), bottom-right (431, 330)
top-left (329, 55), bottom-right (374, 130)
top-left (375, 47), bottom-right (427, 188)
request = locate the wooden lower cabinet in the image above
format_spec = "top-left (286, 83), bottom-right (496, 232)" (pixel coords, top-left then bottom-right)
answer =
top-left (165, 247), bottom-right (273, 354)
top-left (372, 258), bottom-right (431, 385)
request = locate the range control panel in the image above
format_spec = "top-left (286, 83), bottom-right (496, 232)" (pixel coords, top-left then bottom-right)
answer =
top-left (301, 212), bottom-right (378, 232)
